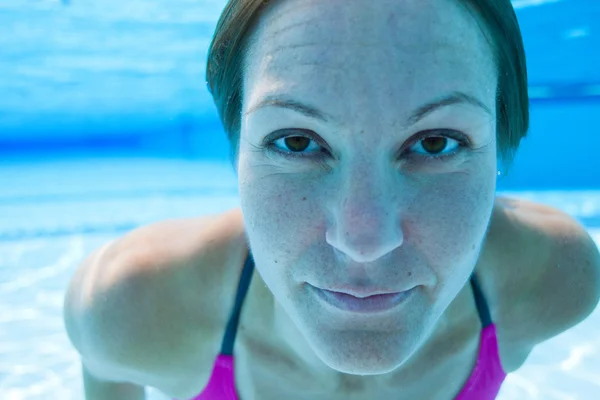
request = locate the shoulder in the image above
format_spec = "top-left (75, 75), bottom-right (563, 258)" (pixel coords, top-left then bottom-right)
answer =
top-left (107, 208), bottom-right (248, 304)
top-left (77, 208), bottom-right (248, 386)
top-left (111, 209), bottom-right (244, 275)
top-left (491, 196), bottom-right (600, 354)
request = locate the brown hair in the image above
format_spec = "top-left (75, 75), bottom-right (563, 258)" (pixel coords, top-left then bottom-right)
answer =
top-left (205, 0), bottom-right (529, 173)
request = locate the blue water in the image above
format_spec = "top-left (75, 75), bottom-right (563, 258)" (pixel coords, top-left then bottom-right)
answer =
top-left (1, 0), bottom-right (599, 398)
top-left (0, 157), bottom-right (599, 399)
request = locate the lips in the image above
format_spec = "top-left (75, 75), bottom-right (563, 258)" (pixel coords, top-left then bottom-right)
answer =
top-left (317, 283), bottom-right (417, 298)
top-left (314, 286), bottom-right (416, 313)
top-left (323, 288), bottom-right (407, 298)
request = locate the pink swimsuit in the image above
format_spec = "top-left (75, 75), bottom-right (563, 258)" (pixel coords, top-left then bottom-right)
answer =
top-left (177, 250), bottom-right (506, 400)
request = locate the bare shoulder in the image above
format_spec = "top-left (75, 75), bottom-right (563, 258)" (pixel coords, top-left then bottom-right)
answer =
top-left (88, 208), bottom-right (247, 328)
top-left (75, 208), bottom-right (248, 391)
top-left (107, 208), bottom-right (245, 280)
top-left (484, 196), bottom-right (600, 367)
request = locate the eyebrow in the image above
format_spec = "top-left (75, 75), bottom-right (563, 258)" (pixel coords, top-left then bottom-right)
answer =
top-left (244, 91), bottom-right (492, 128)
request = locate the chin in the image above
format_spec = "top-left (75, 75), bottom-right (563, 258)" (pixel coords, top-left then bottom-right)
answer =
top-left (306, 326), bottom-right (422, 376)
top-left (325, 359), bottom-right (402, 376)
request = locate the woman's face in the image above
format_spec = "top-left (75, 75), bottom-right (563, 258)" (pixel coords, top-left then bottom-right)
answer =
top-left (238, 0), bottom-right (498, 375)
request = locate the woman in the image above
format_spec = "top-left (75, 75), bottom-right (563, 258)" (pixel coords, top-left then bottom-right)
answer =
top-left (64, 0), bottom-right (600, 399)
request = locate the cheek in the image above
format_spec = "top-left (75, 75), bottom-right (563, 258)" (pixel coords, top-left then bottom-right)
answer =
top-left (407, 174), bottom-right (494, 268)
top-left (240, 174), bottom-right (324, 253)
top-left (240, 157), bottom-right (495, 270)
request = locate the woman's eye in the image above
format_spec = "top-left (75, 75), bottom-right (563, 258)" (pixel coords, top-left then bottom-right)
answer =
top-left (267, 131), bottom-right (468, 161)
top-left (271, 135), bottom-right (323, 157)
top-left (409, 136), bottom-right (461, 157)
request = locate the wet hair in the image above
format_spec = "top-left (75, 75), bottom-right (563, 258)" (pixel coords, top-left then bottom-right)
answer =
top-left (206, 0), bottom-right (529, 174)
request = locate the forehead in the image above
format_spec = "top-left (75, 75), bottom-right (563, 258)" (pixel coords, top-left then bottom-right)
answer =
top-left (243, 0), bottom-right (497, 119)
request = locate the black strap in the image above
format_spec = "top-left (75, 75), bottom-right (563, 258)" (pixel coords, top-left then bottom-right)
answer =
top-left (220, 248), bottom-right (255, 355)
top-left (470, 272), bottom-right (492, 328)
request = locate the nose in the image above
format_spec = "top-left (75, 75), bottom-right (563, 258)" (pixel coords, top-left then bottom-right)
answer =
top-left (325, 181), bottom-right (404, 263)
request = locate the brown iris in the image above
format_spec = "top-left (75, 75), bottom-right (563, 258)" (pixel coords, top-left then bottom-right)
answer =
top-left (285, 136), bottom-right (311, 152)
top-left (421, 137), bottom-right (447, 154)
